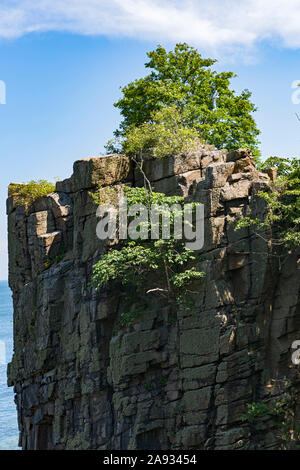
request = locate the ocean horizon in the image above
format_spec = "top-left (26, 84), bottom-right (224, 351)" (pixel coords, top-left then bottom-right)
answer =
top-left (0, 280), bottom-right (20, 450)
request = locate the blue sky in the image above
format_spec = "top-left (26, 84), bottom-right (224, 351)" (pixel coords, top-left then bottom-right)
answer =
top-left (0, 0), bottom-right (300, 279)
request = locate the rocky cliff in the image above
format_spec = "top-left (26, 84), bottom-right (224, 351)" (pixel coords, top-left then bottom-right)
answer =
top-left (7, 147), bottom-right (300, 450)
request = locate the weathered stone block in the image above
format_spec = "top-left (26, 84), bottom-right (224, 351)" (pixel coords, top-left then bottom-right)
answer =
top-left (72, 154), bottom-right (131, 191)
top-left (204, 162), bottom-right (235, 189)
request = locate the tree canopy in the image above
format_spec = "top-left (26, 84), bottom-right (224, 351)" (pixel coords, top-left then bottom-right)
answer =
top-left (112, 43), bottom-right (260, 155)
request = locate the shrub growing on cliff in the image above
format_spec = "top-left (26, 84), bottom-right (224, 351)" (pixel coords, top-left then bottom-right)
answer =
top-left (92, 239), bottom-right (203, 295)
top-left (235, 156), bottom-right (300, 248)
top-left (241, 398), bottom-right (300, 449)
top-left (8, 180), bottom-right (55, 208)
top-left (91, 187), bottom-right (205, 323)
top-left (108, 42), bottom-right (260, 156)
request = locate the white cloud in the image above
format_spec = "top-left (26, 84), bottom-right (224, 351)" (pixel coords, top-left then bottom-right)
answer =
top-left (0, 0), bottom-right (300, 53)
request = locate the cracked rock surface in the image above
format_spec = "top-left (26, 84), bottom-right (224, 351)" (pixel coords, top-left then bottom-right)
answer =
top-left (7, 147), bottom-right (300, 450)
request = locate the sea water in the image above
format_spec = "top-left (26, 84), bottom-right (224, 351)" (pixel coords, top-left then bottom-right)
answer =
top-left (0, 281), bottom-right (19, 449)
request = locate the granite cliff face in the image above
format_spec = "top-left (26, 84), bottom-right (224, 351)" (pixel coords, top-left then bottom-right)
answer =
top-left (7, 147), bottom-right (300, 450)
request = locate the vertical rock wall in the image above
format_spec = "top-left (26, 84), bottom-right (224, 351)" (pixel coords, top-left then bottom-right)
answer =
top-left (7, 147), bottom-right (300, 449)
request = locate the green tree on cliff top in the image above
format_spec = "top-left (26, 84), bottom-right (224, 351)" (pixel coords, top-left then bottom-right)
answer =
top-left (110, 43), bottom-right (260, 155)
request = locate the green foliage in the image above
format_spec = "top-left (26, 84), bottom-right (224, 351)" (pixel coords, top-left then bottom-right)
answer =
top-left (235, 156), bottom-right (300, 248)
top-left (124, 185), bottom-right (199, 238)
top-left (241, 401), bottom-right (280, 424)
top-left (92, 241), bottom-right (161, 289)
top-left (8, 180), bottom-right (55, 208)
top-left (123, 185), bottom-right (184, 209)
top-left (91, 186), bottom-right (205, 327)
top-left (121, 106), bottom-right (203, 159)
top-left (257, 156), bottom-right (299, 177)
top-left (171, 268), bottom-right (205, 288)
top-left (235, 216), bottom-right (261, 231)
top-left (241, 398), bottom-right (300, 449)
top-left (91, 239), bottom-right (202, 295)
top-left (44, 259), bottom-right (52, 270)
top-left (43, 249), bottom-right (66, 271)
top-left (89, 183), bottom-right (123, 207)
top-left (113, 43), bottom-right (260, 154)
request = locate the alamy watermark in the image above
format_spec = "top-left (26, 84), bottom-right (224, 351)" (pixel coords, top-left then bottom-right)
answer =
top-left (0, 80), bottom-right (6, 104)
top-left (95, 195), bottom-right (205, 250)
top-left (291, 340), bottom-right (300, 365)
top-left (291, 80), bottom-right (300, 105)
